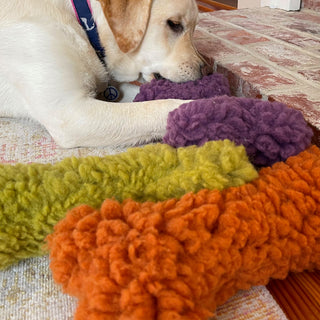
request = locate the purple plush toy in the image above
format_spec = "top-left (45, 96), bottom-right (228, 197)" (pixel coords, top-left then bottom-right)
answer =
top-left (134, 73), bottom-right (230, 101)
top-left (163, 96), bottom-right (313, 166)
top-left (134, 73), bottom-right (313, 166)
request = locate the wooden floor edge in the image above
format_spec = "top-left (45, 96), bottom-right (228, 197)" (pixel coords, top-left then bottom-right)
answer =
top-left (267, 270), bottom-right (320, 320)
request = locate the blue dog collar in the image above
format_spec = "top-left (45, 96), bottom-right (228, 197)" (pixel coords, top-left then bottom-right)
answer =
top-left (71, 0), bottom-right (105, 63)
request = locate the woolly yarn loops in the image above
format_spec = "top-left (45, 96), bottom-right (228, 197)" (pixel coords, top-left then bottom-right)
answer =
top-left (48, 145), bottom-right (320, 320)
top-left (133, 73), bottom-right (231, 102)
top-left (163, 95), bottom-right (313, 166)
top-left (0, 140), bottom-right (257, 270)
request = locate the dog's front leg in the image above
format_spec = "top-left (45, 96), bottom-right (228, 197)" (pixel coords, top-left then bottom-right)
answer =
top-left (41, 98), bottom-right (186, 148)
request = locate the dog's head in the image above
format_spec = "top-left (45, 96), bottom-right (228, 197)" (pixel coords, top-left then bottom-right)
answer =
top-left (97, 0), bottom-right (205, 83)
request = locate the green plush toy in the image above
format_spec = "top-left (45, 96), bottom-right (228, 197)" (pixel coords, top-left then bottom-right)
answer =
top-left (0, 140), bottom-right (257, 269)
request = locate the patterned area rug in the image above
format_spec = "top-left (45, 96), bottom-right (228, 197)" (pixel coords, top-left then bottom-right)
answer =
top-left (0, 256), bottom-right (288, 320)
top-left (0, 117), bottom-right (289, 319)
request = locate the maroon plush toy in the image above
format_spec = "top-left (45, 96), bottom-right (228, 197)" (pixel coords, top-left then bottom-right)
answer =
top-left (134, 73), bottom-right (231, 101)
top-left (134, 74), bottom-right (313, 167)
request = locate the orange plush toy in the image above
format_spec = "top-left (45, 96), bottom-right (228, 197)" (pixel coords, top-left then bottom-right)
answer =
top-left (48, 145), bottom-right (320, 320)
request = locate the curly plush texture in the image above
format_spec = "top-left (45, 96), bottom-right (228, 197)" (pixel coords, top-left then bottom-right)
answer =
top-left (48, 145), bottom-right (320, 320)
top-left (0, 140), bottom-right (257, 270)
top-left (133, 73), bottom-right (230, 102)
top-left (163, 95), bottom-right (313, 166)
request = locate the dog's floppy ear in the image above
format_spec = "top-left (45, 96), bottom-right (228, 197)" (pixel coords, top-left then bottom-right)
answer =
top-left (99, 0), bottom-right (152, 53)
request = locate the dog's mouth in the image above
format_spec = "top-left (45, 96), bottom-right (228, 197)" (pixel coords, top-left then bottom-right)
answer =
top-left (153, 73), bottom-right (166, 81)
top-left (140, 72), bottom-right (167, 83)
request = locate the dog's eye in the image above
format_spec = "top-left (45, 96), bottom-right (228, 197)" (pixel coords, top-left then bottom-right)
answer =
top-left (167, 20), bottom-right (183, 33)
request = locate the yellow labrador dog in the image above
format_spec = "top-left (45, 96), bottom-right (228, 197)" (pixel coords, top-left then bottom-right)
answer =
top-left (0, 0), bottom-right (204, 147)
